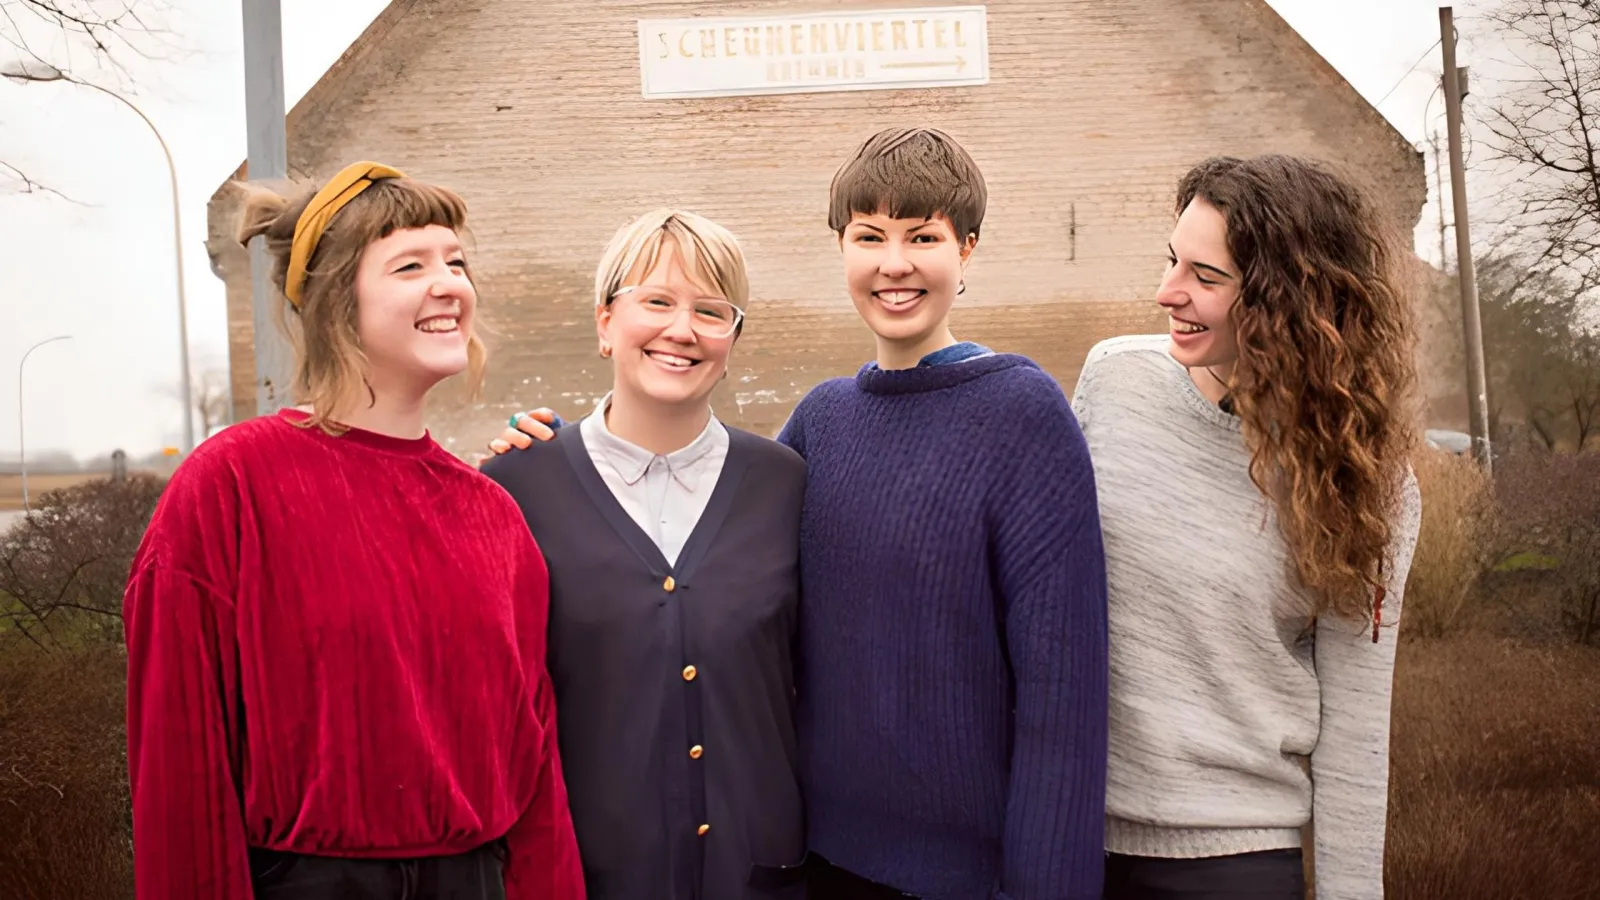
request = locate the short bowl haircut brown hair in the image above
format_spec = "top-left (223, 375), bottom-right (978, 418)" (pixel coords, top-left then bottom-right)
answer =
top-left (828, 126), bottom-right (988, 241)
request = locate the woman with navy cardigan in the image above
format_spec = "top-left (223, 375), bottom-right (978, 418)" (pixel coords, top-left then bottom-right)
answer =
top-left (481, 209), bottom-right (809, 900)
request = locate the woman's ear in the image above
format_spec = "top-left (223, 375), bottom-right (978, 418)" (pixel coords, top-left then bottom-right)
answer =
top-left (960, 233), bottom-right (978, 265)
top-left (595, 303), bottom-right (613, 358)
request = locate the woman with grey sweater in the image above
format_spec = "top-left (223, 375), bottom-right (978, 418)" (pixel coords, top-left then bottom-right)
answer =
top-left (1074, 155), bottom-right (1421, 900)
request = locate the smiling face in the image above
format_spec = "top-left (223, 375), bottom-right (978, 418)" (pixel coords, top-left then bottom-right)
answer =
top-left (840, 211), bottom-right (975, 367)
top-left (352, 223), bottom-right (476, 397)
top-left (1158, 197), bottom-right (1243, 373)
top-left (597, 237), bottom-right (738, 410)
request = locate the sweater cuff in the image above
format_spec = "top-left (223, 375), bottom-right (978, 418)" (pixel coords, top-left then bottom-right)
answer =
top-left (1105, 817), bottom-right (1301, 859)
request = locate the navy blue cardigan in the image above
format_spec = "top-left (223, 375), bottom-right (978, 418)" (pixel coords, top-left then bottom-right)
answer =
top-left (483, 425), bottom-right (809, 900)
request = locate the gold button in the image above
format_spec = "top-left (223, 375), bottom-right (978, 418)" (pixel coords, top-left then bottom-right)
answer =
top-left (697, 823), bottom-right (710, 836)
top-left (682, 665), bottom-right (697, 681)
top-left (663, 575), bottom-right (676, 592)
top-left (689, 745), bottom-right (703, 759)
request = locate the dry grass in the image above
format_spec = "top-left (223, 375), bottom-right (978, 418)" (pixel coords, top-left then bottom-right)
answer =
top-left (1404, 450), bottom-right (1498, 638)
top-left (1379, 451), bottom-right (1600, 898)
top-left (1385, 629), bottom-right (1600, 900)
top-left (0, 642), bottom-right (132, 900)
top-left (0, 474), bottom-right (106, 512)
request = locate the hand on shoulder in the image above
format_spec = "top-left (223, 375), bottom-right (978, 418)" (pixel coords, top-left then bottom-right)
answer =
top-left (481, 408), bottom-right (563, 464)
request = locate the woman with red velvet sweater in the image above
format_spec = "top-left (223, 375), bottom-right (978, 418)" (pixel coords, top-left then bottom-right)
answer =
top-left (122, 162), bottom-right (583, 900)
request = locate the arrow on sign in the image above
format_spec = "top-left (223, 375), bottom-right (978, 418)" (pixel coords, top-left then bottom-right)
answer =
top-left (880, 55), bottom-right (967, 73)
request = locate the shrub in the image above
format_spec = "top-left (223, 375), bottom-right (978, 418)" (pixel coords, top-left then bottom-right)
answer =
top-left (1402, 449), bottom-right (1497, 639)
top-left (0, 475), bottom-right (166, 650)
top-left (1494, 451), bottom-right (1600, 643)
top-left (0, 476), bottom-right (160, 896)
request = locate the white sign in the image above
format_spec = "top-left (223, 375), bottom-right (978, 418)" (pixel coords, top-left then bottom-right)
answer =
top-left (637, 6), bottom-right (989, 100)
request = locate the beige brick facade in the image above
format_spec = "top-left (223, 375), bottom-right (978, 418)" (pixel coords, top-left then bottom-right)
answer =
top-left (206, 0), bottom-right (1445, 455)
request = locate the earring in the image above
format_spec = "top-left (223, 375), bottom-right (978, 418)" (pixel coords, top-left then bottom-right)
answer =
top-left (957, 281), bottom-right (966, 296)
top-left (599, 342), bottom-right (612, 359)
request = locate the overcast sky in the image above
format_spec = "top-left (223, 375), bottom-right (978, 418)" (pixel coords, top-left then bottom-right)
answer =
top-left (1, 0), bottom-right (1473, 459)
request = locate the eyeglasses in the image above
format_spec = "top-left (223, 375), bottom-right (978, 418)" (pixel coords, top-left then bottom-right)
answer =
top-left (608, 286), bottom-right (745, 339)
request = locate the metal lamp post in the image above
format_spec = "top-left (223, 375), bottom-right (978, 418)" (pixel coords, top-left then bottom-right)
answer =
top-left (18, 335), bottom-right (73, 512)
top-left (3, 62), bottom-right (195, 453)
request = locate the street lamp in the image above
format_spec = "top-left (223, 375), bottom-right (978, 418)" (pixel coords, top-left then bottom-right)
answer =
top-left (18, 335), bottom-right (73, 513)
top-left (3, 61), bottom-right (195, 454)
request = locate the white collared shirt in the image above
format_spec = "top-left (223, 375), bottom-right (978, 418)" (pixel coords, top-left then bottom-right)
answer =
top-left (579, 393), bottom-right (730, 566)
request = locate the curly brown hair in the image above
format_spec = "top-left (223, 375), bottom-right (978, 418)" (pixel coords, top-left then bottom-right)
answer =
top-left (1177, 155), bottom-right (1419, 622)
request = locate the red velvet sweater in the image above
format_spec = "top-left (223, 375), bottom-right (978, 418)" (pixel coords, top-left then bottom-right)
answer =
top-left (123, 410), bottom-right (583, 899)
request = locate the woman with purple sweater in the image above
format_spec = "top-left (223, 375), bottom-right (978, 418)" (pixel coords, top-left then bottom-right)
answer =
top-left (774, 128), bottom-right (1108, 900)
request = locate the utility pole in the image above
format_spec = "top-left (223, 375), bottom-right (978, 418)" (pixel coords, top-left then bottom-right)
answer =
top-left (1430, 128), bottom-right (1449, 270)
top-left (242, 0), bottom-right (293, 416)
top-left (1441, 6), bottom-right (1493, 473)
top-left (1422, 80), bottom-right (1449, 270)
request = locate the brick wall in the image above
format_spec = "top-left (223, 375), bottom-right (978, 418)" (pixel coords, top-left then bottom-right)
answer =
top-left (206, 0), bottom-right (1436, 452)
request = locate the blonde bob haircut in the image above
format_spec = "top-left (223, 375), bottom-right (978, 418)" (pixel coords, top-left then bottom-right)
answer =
top-left (236, 174), bottom-right (486, 434)
top-left (593, 209), bottom-right (750, 314)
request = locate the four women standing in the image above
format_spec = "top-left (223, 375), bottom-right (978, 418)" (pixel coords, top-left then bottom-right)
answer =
top-left (126, 150), bottom-right (1421, 900)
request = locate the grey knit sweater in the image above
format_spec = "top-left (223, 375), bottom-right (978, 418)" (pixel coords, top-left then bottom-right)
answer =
top-left (1072, 335), bottom-right (1420, 900)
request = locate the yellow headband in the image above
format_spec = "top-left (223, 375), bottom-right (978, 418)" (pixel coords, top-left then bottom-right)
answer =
top-left (284, 160), bottom-right (407, 308)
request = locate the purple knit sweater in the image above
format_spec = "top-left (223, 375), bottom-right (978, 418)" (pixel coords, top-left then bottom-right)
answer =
top-left (777, 353), bottom-right (1109, 900)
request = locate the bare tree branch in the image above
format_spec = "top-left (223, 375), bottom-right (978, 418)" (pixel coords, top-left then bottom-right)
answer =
top-left (0, 159), bottom-right (78, 202)
top-left (0, 0), bottom-right (175, 196)
top-left (1477, 0), bottom-right (1600, 294)
top-left (6, 0), bottom-right (173, 81)
top-left (158, 362), bottom-right (232, 438)
top-left (1460, 242), bottom-right (1600, 451)
top-left (44, 600), bottom-right (123, 619)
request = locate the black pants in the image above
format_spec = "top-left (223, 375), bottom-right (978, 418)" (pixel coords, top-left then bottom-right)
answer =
top-left (1103, 849), bottom-right (1305, 900)
top-left (806, 857), bottom-right (921, 899)
top-left (249, 840), bottom-right (507, 900)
